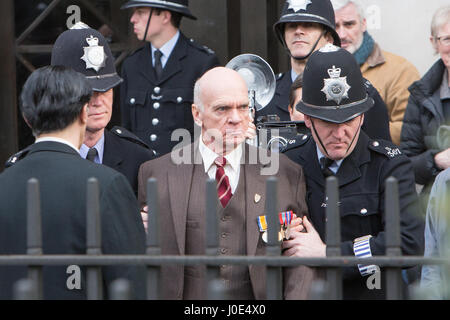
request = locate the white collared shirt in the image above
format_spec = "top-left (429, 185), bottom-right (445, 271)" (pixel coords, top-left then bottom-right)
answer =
top-left (198, 138), bottom-right (242, 194)
top-left (151, 31), bottom-right (180, 69)
top-left (35, 137), bottom-right (80, 154)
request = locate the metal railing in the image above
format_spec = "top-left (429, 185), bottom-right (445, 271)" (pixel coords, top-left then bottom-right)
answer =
top-left (1, 176), bottom-right (448, 300)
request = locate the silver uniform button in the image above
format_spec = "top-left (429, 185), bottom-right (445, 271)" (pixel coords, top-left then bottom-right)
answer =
top-left (130, 98), bottom-right (135, 104)
top-left (150, 134), bottom-right (157, 142)
top-left (154, 87), bottom-right (161, 94)
top-left (116, 129), bottom-right (122, 134)
top-left (153, 102), bottom-right (160, 110)
top-left (152, 118), bottom-right (159, 126)
top-left (302, 135), bottom-right (307, 140)
top-left (176, 96), bottom-right (183, 103)
top-left (372, 141), bottom-right (379, 147)
top-left (360, 208), bottom-right (368, 215)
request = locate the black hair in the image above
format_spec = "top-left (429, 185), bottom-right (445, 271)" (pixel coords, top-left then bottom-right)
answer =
top-left (20, 65), bottom-right (92, 136)
top-left (153, 8), bottom-right (182, 28)
top-left (289, 73), bottom-right (304, 108)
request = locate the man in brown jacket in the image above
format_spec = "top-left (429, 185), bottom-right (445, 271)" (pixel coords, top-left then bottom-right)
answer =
top-left (138, 67), bottom-right (316, 299)
top-left (331, 0), bottom-right (420, 145)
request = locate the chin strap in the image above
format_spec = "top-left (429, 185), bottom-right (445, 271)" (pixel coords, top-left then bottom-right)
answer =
top-left (287, 30), bottom-right (326, 61)
top-left (143, 8), bottom-right (154, 42)
top-left (311, 116), bottom-right (363, 159)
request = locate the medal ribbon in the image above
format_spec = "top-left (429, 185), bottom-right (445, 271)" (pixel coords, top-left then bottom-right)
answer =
top-left (258, 211), bottom-right (293, 232)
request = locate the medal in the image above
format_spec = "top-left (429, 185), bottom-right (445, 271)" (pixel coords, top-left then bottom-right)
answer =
top-left (258, 211), bottom-right (294, 243)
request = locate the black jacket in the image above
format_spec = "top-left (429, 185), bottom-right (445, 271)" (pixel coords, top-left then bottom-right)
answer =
top-left (103, 128), bottom-right (155, 195)
top-left (256, 72), bottom-right (392, 141)
top-left (120, 33), bottom-right (219, 157)
top-left (400, 59), bottom-right (446, 187)
top-left (0, 141), bottom-right (146, 299)
top-left (283, 131), bottom-right (424, 299)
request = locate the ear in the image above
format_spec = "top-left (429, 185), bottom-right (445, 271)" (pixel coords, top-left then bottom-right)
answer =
top-left (22, 113), bottom-right (32, 129)
top-left (191, 104), bottom-right (203, 127)
top-left (361, 17), bottom-right (367, 33)
top-left (360, 114), bottom-right (365, 126)
top-left (304, 114), bottom-right (312, 129)
top-left (163, 10), bottom-right (172, 24)
top-left (430, 36), bottom-right (438, 53)
top-left (80, 103), bottom-right (88, 125)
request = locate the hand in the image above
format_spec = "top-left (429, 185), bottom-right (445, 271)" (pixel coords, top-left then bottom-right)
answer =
top-left (282, 216), bottom-right (326, 257)
top-left (288, 214), bottom-right (304, 234)
top-left (245, 121), bottom-right (257, 140)
top-left (141, 205), bottom-right (148, 233)
top-left (434, 148), bottom-right (450, 170)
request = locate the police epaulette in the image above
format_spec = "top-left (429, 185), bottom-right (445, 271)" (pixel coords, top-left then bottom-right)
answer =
top-left (188, 38), bottom-right (215, 55)
top-left (281, 134), bottom-right (310, 152)
top-left (368, 139), bottom-right (403, 159)
top-left (4, 147), bottom-right (32, 168)
top-left (110, 126), bottom-right (150, 149)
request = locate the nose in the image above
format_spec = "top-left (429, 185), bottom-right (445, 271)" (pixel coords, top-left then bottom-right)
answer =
top-left (89, 93), bottom-right (101, 107)
top-left (335, 24), bottom-right (347, 40)
top-left (130, 11), bottom-right (137, 24)
top-left (332, 123), bottom-right (346, 139)
top-left (228, 108), bottom-right (244, 124)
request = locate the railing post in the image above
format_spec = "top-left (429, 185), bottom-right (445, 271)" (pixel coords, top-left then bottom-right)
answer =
top-left (206, 178), bottom-right (225, 299)
top-left (385, 176), bottom-right (402, 300)
top-left (86, 178), bottom-right (102, 300)
top-left (27, 178), bottom-right (43, 300)
top-left (265, 177), bottom-right (282, 300)
top-left (13, 278), bottom-right (38, 300)
top-left (325, 176), bottom-right (342, 300)
top-left (109, 279), bottom-right (131, 300)
top-left (146, 178), bottom-right (161, 300)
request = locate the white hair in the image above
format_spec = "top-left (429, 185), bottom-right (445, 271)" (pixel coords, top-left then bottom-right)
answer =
top-left (330, 0), bottom-right (365, 21)
top-left (431, 5), bottom-right (450, 38)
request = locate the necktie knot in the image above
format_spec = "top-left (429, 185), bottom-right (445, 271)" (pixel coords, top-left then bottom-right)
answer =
top-left (320, 157), bottom-right (335, 177)
top-left (214, 156), bottom-right (227, 168)
top-left (87, 148), bottom-right (98, 162)
top-left (154, 49), bottom-right (162, 60)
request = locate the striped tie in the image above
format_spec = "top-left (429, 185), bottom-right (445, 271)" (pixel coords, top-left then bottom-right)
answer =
top-left (215, 156), bottom-right (233, 208)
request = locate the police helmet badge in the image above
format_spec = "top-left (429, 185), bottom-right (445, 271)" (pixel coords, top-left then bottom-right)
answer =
top-left (321, 64), bottom-right (351, 105)
top-left (287, 0), bottom-right (312, 12)
top-left (81, 35), bottom-right (107, 72)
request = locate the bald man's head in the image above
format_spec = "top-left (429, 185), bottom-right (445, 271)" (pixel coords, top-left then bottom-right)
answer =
top-left (192, 67), bottom-right (250, 154)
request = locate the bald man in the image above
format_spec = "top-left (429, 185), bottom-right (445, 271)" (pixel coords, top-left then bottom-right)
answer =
top-left (138, 67), bottom-right (316, 300)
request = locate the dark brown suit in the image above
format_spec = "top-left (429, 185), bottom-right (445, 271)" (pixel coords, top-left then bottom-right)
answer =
top-left (138, 142), bottom-right (316, 299)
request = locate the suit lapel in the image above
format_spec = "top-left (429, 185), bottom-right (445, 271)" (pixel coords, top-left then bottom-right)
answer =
top-left (299, 139), bottom-right (325, 187)
top-left (167, 142), bottom-right (200, 254)
top-left (157, 34), bottom-right (187, 85)
top-left (336, 133), bottom-right (370, 187)
top-left (138, 43), bottom-right (157, 84)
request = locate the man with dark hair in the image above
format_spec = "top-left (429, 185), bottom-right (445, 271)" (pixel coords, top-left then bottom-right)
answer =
top-left (288, 74), bottom-right (305, 122)
top-left (120, 0), bottom-right (220, 157)
top-left (257, 0), bottom-right (391, 142)
top-left (282, 45), bottom-right (424, 299)
top-left (0, 66), bottom-right (146, 299)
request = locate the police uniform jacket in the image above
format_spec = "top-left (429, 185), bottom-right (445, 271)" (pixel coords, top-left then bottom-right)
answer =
top-left (103, 127), bottom-right (155, 195)
top-left (0, 141), bottom-right (146, 299)
top-left (120, 33), bottom-right (220, 157)
top-left (283, 131), bottom-right (424, 299)
top-left (256, 72), bottom-right (392, 141)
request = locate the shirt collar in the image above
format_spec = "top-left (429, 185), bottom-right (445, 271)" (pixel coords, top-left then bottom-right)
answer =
top-left (198, 137), bottom-right (243, 173)
top-left (315, 144), bottom-right (343, 174)
top-left (80, 134), bottom-right (105, 163)
top-left (34, 137), bottom-right (80, 154)
top-left (440, 69), bottom-right (450, 100)
top-left (151, 31), bottom-right (180, 68)
top-left (290, 68), bottom-right (298, 83)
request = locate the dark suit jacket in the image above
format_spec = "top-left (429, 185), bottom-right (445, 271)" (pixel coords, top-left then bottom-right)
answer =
top-left (0, 141), bottom-right (146, 300)
top-left (138, 142), bottom-right (317, 300)
top-left (256, 72), bottom-right (392, 141)
top-left (103, 128), bottom-right (155, 195)
top-left (120, 33), bottom-right (220, 156)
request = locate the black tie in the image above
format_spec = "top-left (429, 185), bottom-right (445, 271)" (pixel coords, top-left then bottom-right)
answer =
top-left (154, 49), bottom-right (163, 79)
top-left (320, 157), bottom-right (335, 177)
top-left (86, 148), bottom-right (98, 162)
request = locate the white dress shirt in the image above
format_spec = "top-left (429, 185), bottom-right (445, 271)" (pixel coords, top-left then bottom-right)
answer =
top-left (198, 138), bottom-right (242, 194)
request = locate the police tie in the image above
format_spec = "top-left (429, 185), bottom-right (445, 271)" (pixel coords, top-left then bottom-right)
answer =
top-left (320, 157), bottom-right (335, 178)
top-left (154, 49), bottom-right (163, 79)
top-left (86, 147), bottom-right (98, 162)
top-left (215, 156), bottom-right (233, 207)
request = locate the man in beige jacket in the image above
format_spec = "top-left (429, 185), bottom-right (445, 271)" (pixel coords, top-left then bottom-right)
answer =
top-left (331, 0), bottom-right (420, 145)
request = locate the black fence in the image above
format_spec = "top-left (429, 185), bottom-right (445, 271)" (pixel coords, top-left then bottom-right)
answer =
top-left (1, 176), bottom-right (447, 300)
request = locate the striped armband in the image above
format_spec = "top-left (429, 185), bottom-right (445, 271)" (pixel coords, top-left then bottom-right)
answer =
top-left (353, 235), bottom-right (378, 277)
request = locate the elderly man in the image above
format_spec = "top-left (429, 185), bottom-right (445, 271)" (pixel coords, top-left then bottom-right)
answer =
top-left (138, 67), bottom-right (316, 300)
top-left (331, 0), bottom-right (420, 145)
top-left (283, 44), bottom-right (424, 299)
top-left (120, 0), bottom-right (219, 157)
top-left (0, 66), bottom-right (146, 299)
top-left (257, 0), bottom-right (391, 142)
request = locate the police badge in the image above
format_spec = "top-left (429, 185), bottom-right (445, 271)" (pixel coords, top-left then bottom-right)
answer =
top-left (287, 0), bottom-right (312, 12)
top-left (321, 65), bottom-right (351, 105)
top-left (81, 35), bottom-right (107, 72)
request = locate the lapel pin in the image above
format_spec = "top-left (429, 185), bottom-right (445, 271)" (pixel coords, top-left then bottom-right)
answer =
top-left (254, 193), bottom-right (261, 203)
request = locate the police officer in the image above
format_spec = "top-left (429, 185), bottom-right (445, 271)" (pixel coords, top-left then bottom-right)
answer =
top-left (257, 0), bottom-right (391, 142)
top-left (281, 44), bottom-right (424, 299)
top-left (120, 0), bottom-right (219, 157)
top-left (6, 22), bottom-right (155, 196)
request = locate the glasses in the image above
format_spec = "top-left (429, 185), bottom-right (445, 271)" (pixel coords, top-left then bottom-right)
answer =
top-left (436, 35), bottom-right (450, 47)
